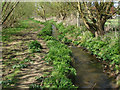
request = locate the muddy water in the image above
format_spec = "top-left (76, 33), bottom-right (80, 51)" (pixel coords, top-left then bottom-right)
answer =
top-left (70, 46), bottom-right (113, 88)
top-left (52, 25), bottom-right (113, 88)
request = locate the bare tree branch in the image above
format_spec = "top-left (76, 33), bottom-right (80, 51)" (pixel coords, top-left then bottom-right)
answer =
top-left (2, 2), bottom-right (19, 24)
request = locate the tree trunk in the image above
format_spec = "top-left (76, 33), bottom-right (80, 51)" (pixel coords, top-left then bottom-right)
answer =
top-left (77, 12), bottom-right (80, 27)
top-left (85, 21), bottom-right (105, 37)
top-left (2, 2), bottom-right (7, 12)
top-left (43, 9), bottom-right (46, 21)
top-left (77, 2), bottom-right (113, 37)
top-left (60, 12), bottom-right (66, 20)
top-left (95, 21), bottom-right (105, 36)
top-left (2, 2), bottom-right (19, 24)
top-left (62, 13), bottom-right (66, 20)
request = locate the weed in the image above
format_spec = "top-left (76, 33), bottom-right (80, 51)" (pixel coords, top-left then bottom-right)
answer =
top-left (28, 40), bottom-right (42, 53)
top-left (29, 84), bottom-right (43, 89)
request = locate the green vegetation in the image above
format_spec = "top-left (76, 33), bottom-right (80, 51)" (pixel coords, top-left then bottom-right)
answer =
top-left (2, 19), bottom-right (32, 42)
top-left (2, 71), bottom-right (19, 88)
top-left (37, 20), bottom-right (54, 39)
top-left (12, 58), bottom-right (32, 69)
top-left (53, 21), bottom-right (120, 86)
top-left (43, 40), bottom-right (76, 88)
top-left (2, 57), bottom-right (33, 88)
top-left (2, 19), bottom-right (41, 88)
top-left (2, 1), bottom-right (119, 88)
top-left (39, 24), bottom-right (52, 36)
top-left (29, 84), bottom-right (42, 89)
top-left (28, 40), bottom-right (42, 53)
top-left (2, 28), bottom-right (24, 42)
top-left (36, 22), bottom-right (77, 88)
top-left (105, 19), bottom-right (119, 28)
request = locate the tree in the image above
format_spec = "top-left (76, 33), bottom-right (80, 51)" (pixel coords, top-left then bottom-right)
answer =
top-left (77, 1), bottom-right (114, 37)
top-left (116, 4), bottom-right (120, 15)
top-left (35, 2), bottom-right (73, 20)
top-left (2, 2), bottom-right (19, 25)
top-left (2, 2), bottom-right (35, 28)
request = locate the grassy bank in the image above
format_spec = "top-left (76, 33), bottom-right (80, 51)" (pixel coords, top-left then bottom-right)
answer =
top-left (34, 21), bottom-right (77, 89)
top-left (52, 21), bottom-right (120, 87)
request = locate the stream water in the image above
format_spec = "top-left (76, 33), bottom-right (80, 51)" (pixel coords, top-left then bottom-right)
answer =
top-left (52, 25), bottom-right (114, 89)
top-left (71, 46), bottom-right (113, 88)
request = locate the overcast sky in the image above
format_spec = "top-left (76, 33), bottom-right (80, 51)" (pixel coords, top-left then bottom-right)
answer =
top-left (114, 1), bottom-right (119, 7)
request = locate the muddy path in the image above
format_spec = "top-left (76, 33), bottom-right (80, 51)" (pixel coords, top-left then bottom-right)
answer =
top-left (2, 21), bottom-right (53, 89)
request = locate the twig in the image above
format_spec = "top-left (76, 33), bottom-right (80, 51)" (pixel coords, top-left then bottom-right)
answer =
top-left (91, 83), bottom-right (96, 90)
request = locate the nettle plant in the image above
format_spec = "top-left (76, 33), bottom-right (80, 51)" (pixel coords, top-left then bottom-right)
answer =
top-left (28, 40), bottom-right (42, 53)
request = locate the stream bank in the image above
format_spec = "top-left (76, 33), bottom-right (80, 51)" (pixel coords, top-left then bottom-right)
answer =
top-left (51, 24), bottom-right (117, 88)
top-left (70, 46), bottom-right (114, 88)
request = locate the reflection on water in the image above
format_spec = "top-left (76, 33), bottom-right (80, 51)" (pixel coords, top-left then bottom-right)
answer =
top-left (71, 46), bottom-right (113, 88)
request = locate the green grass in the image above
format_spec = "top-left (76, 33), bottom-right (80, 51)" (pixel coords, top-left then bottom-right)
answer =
top-left (2, 19), bottom-right (42, 42)
top-left (2, 28), bottom-right (24, 42)
top-left (105, 18), bottom-right (119, 27)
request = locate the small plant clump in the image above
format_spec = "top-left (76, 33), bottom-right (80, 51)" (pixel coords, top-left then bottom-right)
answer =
top-left (28, 40), bottom-right (42, 53)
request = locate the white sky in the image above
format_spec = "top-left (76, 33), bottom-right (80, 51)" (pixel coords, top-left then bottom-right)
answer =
top-left (114, 1), bottom-right (119, 7)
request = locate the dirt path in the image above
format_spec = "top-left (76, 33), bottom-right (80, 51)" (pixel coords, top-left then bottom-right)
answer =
top-left (2, 23), bottom-right (52, 89)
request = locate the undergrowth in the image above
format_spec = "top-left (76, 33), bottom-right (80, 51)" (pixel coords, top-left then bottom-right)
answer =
top-left (33, 20), bottom-right (77, 89)
top-left (28, 40), bottom-right (42, 53)
top-left (2, 19), bottom-right (41, 88)
top-left (54, 21), bottom-right (120, 87)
